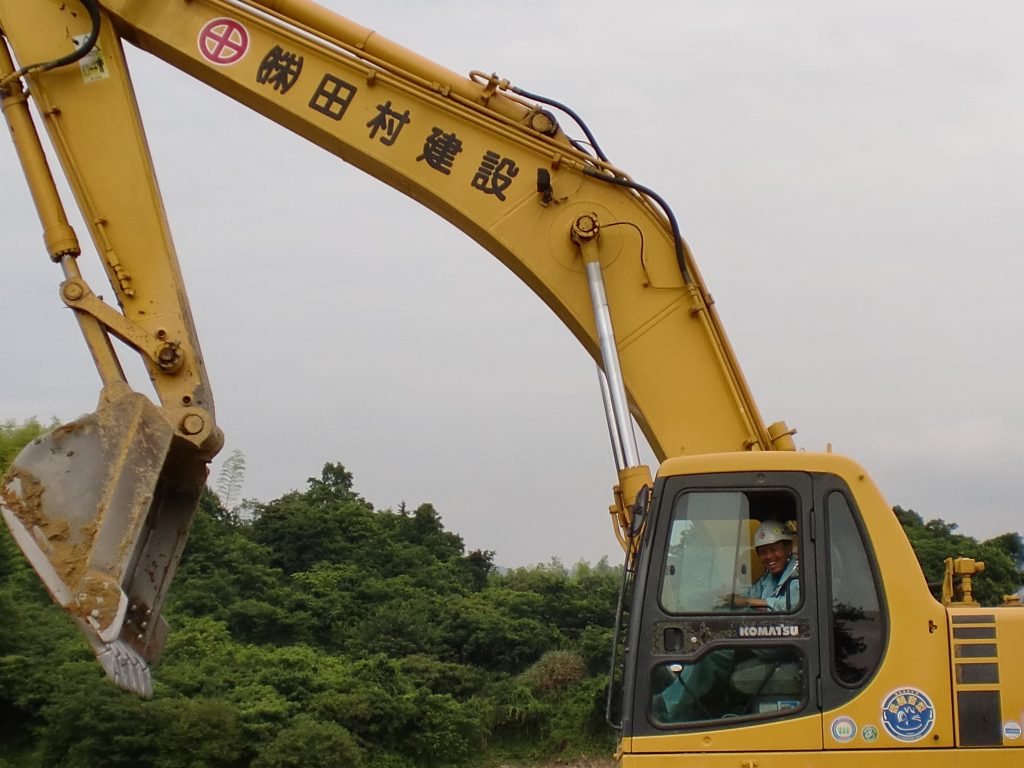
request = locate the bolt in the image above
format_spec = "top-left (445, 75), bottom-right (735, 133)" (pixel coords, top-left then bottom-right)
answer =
top-left (530, 110), bottom-right (558, 136)
top-left (181, 414), bottom-right (205, 435)
top-left (155, 340), bottom-right (185, 373)
top-left (571, 213), bottom-right (600, 244)
top-left (157, 343), bottom-right (179, 366)
top-left (62, 282), bottom-right (85, 301)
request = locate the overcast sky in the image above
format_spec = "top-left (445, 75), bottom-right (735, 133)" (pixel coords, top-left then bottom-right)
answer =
top-left (3, 1), bottom-right (1022, 567)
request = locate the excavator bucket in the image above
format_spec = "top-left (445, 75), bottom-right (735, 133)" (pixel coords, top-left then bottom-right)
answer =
top-left (0, 390), bottom-right (206, 697)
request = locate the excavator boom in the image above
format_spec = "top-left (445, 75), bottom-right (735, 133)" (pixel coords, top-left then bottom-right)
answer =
top-left (0, 0), bottom-right (783, 693)
top-left (3, 0), bottom-right (774, 460)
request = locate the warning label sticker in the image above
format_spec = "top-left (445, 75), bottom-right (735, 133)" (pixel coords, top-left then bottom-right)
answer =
top-left (73, 34), bottom-right (108, 82)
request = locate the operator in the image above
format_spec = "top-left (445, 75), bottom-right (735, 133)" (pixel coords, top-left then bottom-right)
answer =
top-left (727, 521), bottom-right (799, 611)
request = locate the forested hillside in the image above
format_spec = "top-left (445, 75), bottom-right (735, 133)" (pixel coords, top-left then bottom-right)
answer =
top-left (1, 435), bottom-right (619, 767)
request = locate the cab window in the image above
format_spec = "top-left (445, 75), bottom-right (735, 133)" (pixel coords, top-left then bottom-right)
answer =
top-left (660, 490), bottom-right (801, 615)
top-left (827, 492), bottom-right (885, 685)
top-left (651, 647), bottom-right (805, 724)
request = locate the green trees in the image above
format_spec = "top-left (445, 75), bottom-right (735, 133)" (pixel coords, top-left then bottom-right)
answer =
top-left (895, 506), bottom-right (1023, 605)
top-left (0, 451), bottom-right (621, 766)
top-left (0, 417), bottom-right (49, 470)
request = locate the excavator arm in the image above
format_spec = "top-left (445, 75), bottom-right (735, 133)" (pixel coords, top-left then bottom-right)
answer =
top-left (0, 0), bottom-right (790, 694)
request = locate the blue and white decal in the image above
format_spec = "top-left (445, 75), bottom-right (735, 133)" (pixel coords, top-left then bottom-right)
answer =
top-left (881, 688), bottom-right (935, 742)
top-left (1004, 721), bottom-right (1022, 741)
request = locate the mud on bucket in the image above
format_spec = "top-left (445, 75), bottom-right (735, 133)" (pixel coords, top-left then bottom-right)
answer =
top-left (0, 390), bottom-right (207, 696)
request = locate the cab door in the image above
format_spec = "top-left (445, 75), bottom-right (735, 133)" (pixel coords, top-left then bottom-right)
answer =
top-left (624, 470), bottom-right (823, 753)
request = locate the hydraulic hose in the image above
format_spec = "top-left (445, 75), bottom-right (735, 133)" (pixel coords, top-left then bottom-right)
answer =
top-left (582, 167), bottom-right (692, 285)
top-left (510, 84), bottom-right (609, 162)
top-left (0, 0), bottom-right (101, 89)
top-left (507, 85), bottom-right (690, 286)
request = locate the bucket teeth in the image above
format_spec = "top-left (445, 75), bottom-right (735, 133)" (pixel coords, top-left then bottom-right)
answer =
top-left (89, 633), bottom-right (154, 698)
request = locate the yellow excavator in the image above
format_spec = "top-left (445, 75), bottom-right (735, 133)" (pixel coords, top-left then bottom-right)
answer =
top-left (1, 1), bottom-right (1021, 764)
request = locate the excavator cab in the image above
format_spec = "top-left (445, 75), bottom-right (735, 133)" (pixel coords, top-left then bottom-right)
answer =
top-left (614, 456), bottom-right (908, 757)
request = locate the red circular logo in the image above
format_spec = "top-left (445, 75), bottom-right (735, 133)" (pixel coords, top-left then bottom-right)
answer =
top-left (198, 18), bottom-right (249, 66)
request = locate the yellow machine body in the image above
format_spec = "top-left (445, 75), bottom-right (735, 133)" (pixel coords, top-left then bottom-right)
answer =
top-left (615, 452), bottom-right (1024, 766)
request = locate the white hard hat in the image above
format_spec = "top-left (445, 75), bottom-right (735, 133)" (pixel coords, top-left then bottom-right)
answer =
top-left (754, 520), bottom-right (793, 547)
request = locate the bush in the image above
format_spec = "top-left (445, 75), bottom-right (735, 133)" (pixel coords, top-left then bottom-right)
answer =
top-left (522, 650), bottom-right (586, 694)
top-left (251, 716), bottom-right (363, 768)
